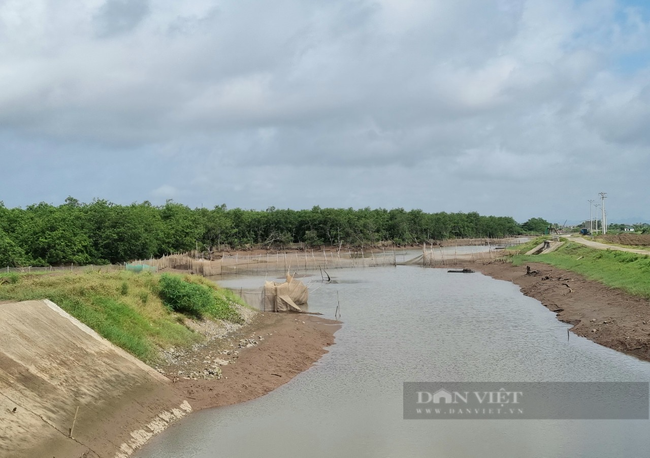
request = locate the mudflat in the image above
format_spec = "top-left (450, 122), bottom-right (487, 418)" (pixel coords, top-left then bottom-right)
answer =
top-left (475, 261), bottom-right (650, 362)
top-left (169, 312), bottom-right (340, 411)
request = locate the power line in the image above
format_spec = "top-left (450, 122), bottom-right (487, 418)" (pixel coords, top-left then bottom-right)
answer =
top-left (599, 192), bottom-right (607, 234)
top-left (588, 199), bottom-right (595, 233)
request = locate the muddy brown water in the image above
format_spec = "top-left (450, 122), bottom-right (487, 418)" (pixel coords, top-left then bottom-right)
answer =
top-left (137, 265), bottom-right (650, 458)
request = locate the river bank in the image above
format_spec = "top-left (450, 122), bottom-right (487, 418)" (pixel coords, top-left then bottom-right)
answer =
top-left (95, 312), bottom-right (339, 458)
top-left (472, 260), bottom-right (650, 362)
top-left (106, 312), bottom-right (339, 458)
top-left (162, 312), bottom-right (340, 412)
top-left (0, 294), bottom-right (339, 458)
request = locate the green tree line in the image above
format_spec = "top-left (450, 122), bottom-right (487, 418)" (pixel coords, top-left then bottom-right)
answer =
top-left (0, 197), bottom-right (532, 267)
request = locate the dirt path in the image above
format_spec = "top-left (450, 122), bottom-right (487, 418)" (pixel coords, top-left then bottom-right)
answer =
top-left (568, 235), bottom-right (650, 256)
top-left (473, 261), bottom-right (650, 362)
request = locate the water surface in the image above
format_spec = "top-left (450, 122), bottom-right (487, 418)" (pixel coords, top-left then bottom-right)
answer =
top-left (138, 266), bottom-right (650, 458)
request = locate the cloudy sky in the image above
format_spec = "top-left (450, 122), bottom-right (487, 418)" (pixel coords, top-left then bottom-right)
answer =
top-left (1, 0), bottom-right (649, 223)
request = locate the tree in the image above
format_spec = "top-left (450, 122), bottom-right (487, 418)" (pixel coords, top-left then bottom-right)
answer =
top-left (521, 217), bottom-right (550, 234)
top-left (84, 200), bottom-right (162, 263)
top-left (0, 198), bottom-right (530, 265)
top-left (18, 203), bottom-right (92, 265)
top-left (158, 201), bottom-right (203, 254)
top-left (0, 230), bottom-right (26, 267)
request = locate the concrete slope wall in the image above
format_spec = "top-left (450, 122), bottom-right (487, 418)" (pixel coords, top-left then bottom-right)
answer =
top-left (0, 300), bottom-right (183, 458)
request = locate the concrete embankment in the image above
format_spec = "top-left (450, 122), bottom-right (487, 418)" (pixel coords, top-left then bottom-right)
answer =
top-left (0, 299), bottom-right (340, 458)
top-left (0, 300), bottom-right (187, 458)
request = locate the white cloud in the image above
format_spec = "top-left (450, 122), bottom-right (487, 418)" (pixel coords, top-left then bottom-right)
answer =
top-left (151, 185), bottom-right (185, 199)
top-left (0, 0), bottom-right (649, 221)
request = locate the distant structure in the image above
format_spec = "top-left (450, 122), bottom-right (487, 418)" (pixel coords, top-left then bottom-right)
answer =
top-left (599, 192), bottom-right (607, 234)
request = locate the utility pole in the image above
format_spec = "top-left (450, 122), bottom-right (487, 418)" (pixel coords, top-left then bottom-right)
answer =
top-left (588, 199), bottom-right (595, 234)
top-left (594, 204), bottom-right (601, 234)
top-left (599, 192), bottom-right (607, 235)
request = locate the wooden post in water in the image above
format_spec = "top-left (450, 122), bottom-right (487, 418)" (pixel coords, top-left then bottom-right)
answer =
top-left (335, 290), bottom-right (341, 320)
top-left (489, 238), bottom-right (492, 260)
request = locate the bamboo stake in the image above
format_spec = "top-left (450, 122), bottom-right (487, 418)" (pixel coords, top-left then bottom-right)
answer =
top-left (69, 406), bottom-right (79, 438)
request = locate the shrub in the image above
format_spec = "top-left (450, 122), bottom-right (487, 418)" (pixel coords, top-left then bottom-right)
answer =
top-left (158, 274), bottom-right (214, 318)
top-left (208, 289), bottom-right (244, 323)
top-left (0, 272), bottom-right (20, 285)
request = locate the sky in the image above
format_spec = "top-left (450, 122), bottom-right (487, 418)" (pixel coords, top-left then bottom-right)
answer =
top-left (1, 0), bottom-right (649, 223)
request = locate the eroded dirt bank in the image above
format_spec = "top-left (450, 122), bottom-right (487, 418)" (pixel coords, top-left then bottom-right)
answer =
top-left (166, 312), bottom-right (340, 411)
top-left (108, 313), bottom-right (339, 458)
top-left (472, 261), bottom-right (650, 362)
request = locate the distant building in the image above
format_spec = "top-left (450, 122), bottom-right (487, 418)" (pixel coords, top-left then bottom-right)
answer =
top-left (624, 226), bottom-right (635, 232)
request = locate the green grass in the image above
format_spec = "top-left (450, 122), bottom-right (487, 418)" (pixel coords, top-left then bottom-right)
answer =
top-left (0, 270), bottom-right (246, 363)
top-left (512, 242), bottom-right (650, 299)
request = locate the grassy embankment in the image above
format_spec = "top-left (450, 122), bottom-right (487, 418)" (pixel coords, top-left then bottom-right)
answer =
top-left (510, 241), bottom-right (650, 300)
top-left (0, 270), bottom-right (247, 364)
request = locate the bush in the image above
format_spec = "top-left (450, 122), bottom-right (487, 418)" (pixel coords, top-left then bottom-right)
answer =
top-left (0, 272), bottom-right (20, 284)
top-left (158, 274), bottom-right (215, 318)
top-left (209, 288), bottom-right (244, 323)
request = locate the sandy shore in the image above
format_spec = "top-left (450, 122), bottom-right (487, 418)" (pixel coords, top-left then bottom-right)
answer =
top-left (472, 261), bottom-right (650, 362)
